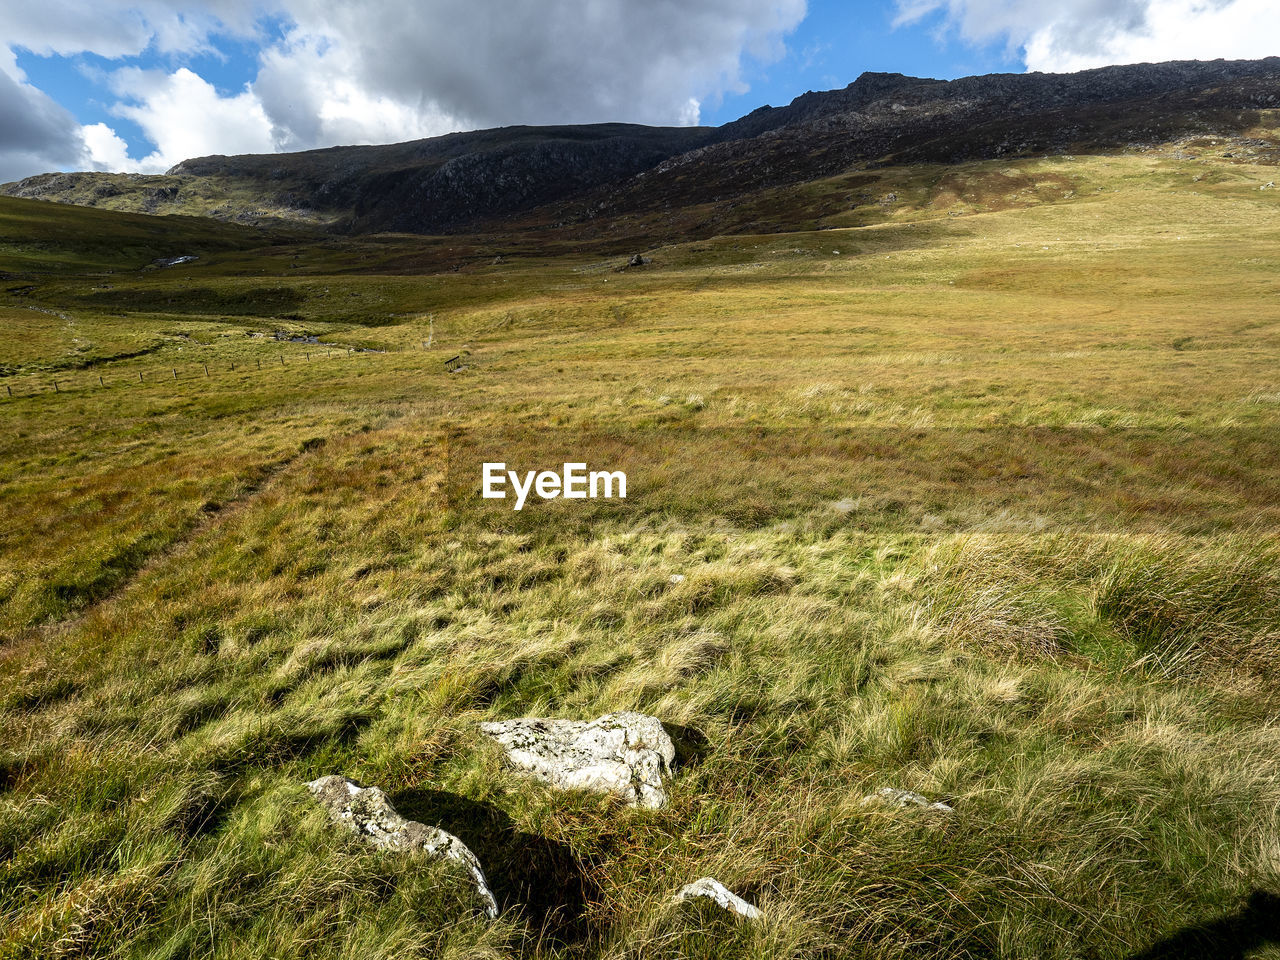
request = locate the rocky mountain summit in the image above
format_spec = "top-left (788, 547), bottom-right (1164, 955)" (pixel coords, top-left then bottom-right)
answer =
top-left (569, 57), bottom-right (1280, 226)
top-left (5, 57), bottom-right (1280, 236)
top-left (719, 58), bottom-right (1280, 142)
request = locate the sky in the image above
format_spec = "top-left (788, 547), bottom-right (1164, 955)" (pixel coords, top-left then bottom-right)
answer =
top-left (1, 0), bottom-right (1277, 183)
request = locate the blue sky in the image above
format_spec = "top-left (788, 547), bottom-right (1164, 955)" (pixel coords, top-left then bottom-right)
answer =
top-left (1, 0), bottom-right (1276, 182)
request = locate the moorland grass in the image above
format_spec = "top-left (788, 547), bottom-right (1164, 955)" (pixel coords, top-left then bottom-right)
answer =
top-left (1, 143), bottom-right (1279, 959)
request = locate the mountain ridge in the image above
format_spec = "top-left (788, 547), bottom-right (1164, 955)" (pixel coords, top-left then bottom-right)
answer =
top-left (5, 56), bottom-right (1280, 236)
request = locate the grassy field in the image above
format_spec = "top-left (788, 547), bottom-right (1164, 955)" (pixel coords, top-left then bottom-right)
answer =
top-left (1, 143), bottom-right (1279, 959)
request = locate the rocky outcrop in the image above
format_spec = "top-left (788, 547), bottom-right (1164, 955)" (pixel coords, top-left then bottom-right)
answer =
top-left (570, 57), bottom-right (1280, 229)
top-left (306, 775), bottom-right (498, 917)
top-left (718, 59), bottom-right (1280, 143)
top-left (480, 712), bottom-right (676, 809)
top-left (346, 128), bottom-right (713, 234)
top-left (673, 877), bottom-right (762, 920)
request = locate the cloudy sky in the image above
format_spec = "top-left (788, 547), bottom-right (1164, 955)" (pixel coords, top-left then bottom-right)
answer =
top-left (1, 0), bottom-right (1277, 183)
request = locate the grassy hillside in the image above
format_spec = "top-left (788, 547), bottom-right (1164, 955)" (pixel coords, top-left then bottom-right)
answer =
top-left (0, 195), bottom-right (298, 274)
top-left (1, 142), bottom-right (1279, 959)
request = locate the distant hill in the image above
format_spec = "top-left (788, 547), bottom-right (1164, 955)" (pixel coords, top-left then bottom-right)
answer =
top-left (5, 57), bottom-right (1280, 236)
top-left (2, 124), bottom-right (718, 234)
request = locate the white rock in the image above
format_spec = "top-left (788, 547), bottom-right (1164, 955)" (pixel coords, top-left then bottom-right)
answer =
top-left (669, 574), bottom-right (686, 584)
top-left (674, 877), bottom-right (762, 920)
top-left (480, 712), bottom-right (676, 809)
top-left (862, 786), bottom-right (954, 813)
top-left (306, 775), bottom-right (498, 917)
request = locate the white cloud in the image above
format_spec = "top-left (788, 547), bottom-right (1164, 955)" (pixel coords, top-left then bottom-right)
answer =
top-left (106, 66), bottom-right (275, 171)
top-left (81, 121), bottom-right (136, 170)
top-left (0, 0), bottom-right (264, 59)
top-left (896, 0), bottom-right (1280, 73)
top-left (253, 0), bottom-right (805, 149)
top-left (1025, 0), bottom-right (1280, 73)
top-left (679, 98), bottom-right (703, 126)
top-left (253, 33), bottom-right (467, 151)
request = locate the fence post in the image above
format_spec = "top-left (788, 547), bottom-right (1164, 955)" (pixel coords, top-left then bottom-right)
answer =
top-left (99, 375), bottom-right (104, 386)
top-left (306, 352), bottom-right (310, 361)
top-left (257, 358), bottom-right (261, 370)
top-left (54, 381), bottom-right (59, 393)
top-left (204, 363), bottom-right (209, 377)
top-left (280, 354), bottom-right (285, 365)
top-left (139, 371), bottom-right (143, 382)
top-left (172, 368), bottom-right (178, 380)
top-left (6, 384), bottom-right (10, 397)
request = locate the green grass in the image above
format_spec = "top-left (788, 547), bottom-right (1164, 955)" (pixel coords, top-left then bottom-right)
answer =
top-left (1, 142), bottom-right (1279, 959)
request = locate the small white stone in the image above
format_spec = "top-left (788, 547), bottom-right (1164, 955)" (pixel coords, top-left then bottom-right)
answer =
top-left (862, 786), bottom-right (954, 813)
top-left (674, 877), bottom-right (762, 920)
top-left (669, 574), bottom-right (686, 584)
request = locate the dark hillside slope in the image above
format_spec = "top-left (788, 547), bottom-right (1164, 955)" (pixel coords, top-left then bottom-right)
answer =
top-left (338, 125), bottom-right (717, 234)
top-left (559, 58), bottom-right (1280, 227)
top-left (5, 124), bottom-right (716, 235)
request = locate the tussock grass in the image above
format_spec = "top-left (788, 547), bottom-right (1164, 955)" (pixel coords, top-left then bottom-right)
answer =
top-left (1093, 536), bottom-right (1280, 680)
top-left (907, 538), bottom-right (1074, 659)
top-left (909, 533), bottom-right (1280, 683)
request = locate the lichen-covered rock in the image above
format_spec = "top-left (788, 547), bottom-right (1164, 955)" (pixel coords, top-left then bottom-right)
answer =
top-left (480, 712), bottom-right (676, 809)
top-left (306, 775), bottom-right (497, 917)
top-left (862, 786), bottom-right (954, 813)
top-left (674, 877), bottom-right (762, 920)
